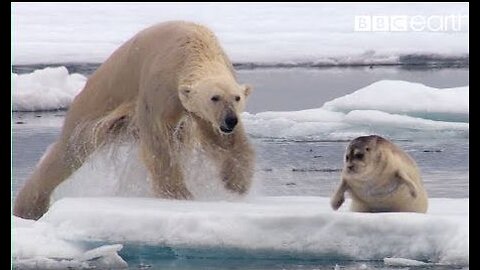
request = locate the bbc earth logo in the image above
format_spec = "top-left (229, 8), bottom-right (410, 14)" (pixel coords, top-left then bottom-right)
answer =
top-left (354, 15), bottom-right (468, 32)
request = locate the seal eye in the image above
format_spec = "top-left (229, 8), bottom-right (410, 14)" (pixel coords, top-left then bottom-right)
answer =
top-left (345, 155), bottom-right (349, 161)
top-left (354, 153), bottom-right (364, 160)
top-left (366, 147), bottom-right (370, 151)
top-left (211, 95), bottom-right (220, 102)
top-left (235, 96), bottom-right (241, 102)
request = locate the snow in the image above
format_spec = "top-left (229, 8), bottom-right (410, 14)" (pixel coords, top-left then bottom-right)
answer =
top-left (12, 66), bottom-right (86, 111)
top-left (12, 3), bottom-right (468, 65)
top-left (12, 196), bottom-right (468, 268)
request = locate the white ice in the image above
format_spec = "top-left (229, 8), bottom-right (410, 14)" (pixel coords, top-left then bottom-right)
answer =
top-left (12, 66), bottom-right (86, 111)
top-left (12, 3), bottom-right (468, 65)
top-left (383, 257), bottom-right (429, 266)
top-left (14, 139), bottom-right (468, 268)
top-left (12, 68), bottom-right (469, 140)
top-left (243, 80), bottom-right (468, 140)
top-left (12, 196), bottom-right (468, 267)
top-left (323, 80), bottom-right (469, 119)
top-left (13, 216), bottom-right (127, 269)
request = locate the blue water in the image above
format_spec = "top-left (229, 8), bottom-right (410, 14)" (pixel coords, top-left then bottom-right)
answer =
top-left (74, 241), bottom-right (467, 270)
top-left (12, 65), bottom-right (469, 269)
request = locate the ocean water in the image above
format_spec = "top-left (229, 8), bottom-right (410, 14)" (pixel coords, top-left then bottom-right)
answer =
top-left (12, 65), bottom-right (468, 269)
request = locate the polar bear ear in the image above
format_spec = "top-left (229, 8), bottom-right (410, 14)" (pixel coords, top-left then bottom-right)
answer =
top-left (242, 84), bottom-right (253, 97)
top-left (179, 85), bottom-right (193, 98)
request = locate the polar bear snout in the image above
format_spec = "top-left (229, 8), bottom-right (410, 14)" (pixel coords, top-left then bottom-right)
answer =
top-left (220, 114), bottom-right (238, 133)
top-left (225, 115), bottom-right (238, 129)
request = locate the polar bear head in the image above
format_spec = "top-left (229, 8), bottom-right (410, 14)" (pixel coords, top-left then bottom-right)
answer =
top-left (179, 77), bottom-right (252, 134)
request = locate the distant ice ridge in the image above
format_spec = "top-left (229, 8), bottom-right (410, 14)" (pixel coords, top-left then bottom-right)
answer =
top-left (12, 3), bottom-right (468, 65)
top-left (12, 196), bottom-right (468, 268)
top-left (243, 80), bottom-right (469, 140)
top-left (12, 66), bottom-right (86, 111)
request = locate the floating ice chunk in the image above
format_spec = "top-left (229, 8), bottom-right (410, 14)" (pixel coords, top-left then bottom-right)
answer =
top-left (383, 257), bottom-right (429, 266)
top-left (12, 66), bottom-right (86, 111)
top-left (242, 80), bottom-right (469, 140)
top-left (13, 216), bottom-right (128, 269)
top-left (343, 110), bottom-right (468, 131)
top-left (78, 244), bottom-right (127, 269)
top-left (323, 80), bottom-right (469, 121)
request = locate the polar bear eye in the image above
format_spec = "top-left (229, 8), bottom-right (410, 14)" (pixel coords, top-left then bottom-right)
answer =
top-left (235, 96), bottom-right (241, 102)
top-left (211, 95), bottom-right (220, 102)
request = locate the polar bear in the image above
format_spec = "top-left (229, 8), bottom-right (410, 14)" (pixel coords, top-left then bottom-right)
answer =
top-left (14, 21), bottom-right (255, 220)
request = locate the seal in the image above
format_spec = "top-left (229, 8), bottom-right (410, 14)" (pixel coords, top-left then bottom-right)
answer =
top-left (330, 135), bottom-right (428, 213)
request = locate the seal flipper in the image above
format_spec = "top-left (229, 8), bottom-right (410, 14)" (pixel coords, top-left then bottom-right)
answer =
top-left (395, 170), bottom-right (418, 198)
top-left (330, 179), bottom-right (348, 210)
